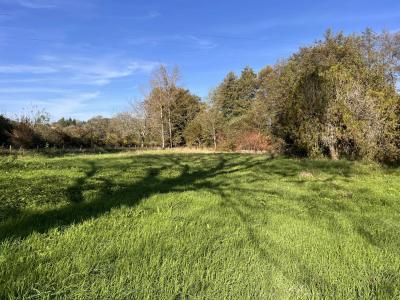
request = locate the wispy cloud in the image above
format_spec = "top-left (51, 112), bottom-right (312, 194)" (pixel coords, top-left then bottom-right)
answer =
top-left (0, 54), bottom-right (159, 86)
top-left (186, 35), bottom-right (217, 49)
top-left (57, 56), bottom-right (158, 85)
top-left (16, 0), bottom-right (57, 9)
top-left (99, 10), bottom-right (162, 21)
top-left (0, 0), bottom-right (95, 11)
top-left (1, 91), bottom-right (101, 120)
top-left (135, 10), bottom-right (161, 20)
top-left (0, 0), bottom-right (58, 9)
top-left (0, 64), bottom-right (57, 74)
top-left (127, 34), bottom-right (217, 49)
top-left (0, 87), bottom-right (69, 93)
top-left (45, 91), bottom-right (101, 119)
top-left (0, 53), bottom-right (159, 119)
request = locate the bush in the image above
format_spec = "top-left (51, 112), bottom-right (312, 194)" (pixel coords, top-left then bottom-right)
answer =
top-left (0, 115), bottom-right (13, 146)
top-left (235, 131), bottom-right (272, 152)
top-left (34, 125), bottom-right (64, 147)
top-left (11, 122), bottom-right (43, 148)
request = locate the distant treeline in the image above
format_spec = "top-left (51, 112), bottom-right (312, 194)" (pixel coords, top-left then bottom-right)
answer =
top-left (1, 29), bottom-right (399, 162)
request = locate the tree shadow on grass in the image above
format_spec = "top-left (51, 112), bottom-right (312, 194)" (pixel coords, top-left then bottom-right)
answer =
top-left (0, 154), bottom-right (379, 246)
top-left (207, 183), bottom-right (338, 297)
top-left (0, 154), bottom-right (264, 242)
top-left (197, 156), bottom-right (399, 297)
top-left (66, 161), bottom-right (98, 203)
top-left (216, 184), bottom-right (399, 298)
top-left (2, 153), bottom-right (397, 296)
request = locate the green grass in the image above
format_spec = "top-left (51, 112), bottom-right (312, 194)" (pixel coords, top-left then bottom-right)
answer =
top-left (0, 151), bottom-right (399, 299)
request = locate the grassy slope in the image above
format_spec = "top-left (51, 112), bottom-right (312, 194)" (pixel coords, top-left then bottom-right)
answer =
top-left (0, 152), bottom-right (399, 299)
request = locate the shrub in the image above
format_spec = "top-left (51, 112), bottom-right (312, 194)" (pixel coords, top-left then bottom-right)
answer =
top-left (11, 122), bottom-right (43, 148)
top-left (235, 131), bottom-right (271, 152)
top-left (0, 115), bottom-right (13, 146)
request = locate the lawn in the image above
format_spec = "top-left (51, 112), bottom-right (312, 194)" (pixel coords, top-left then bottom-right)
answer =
top-left (0, 151), bottom-right (399, 299)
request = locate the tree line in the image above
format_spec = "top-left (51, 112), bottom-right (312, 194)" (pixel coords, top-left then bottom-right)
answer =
top-left (1, 29), bottom-right (399, 162)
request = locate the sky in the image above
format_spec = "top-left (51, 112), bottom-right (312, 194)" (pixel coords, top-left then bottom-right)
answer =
top-left (0, 0), bottom-right (399, 120)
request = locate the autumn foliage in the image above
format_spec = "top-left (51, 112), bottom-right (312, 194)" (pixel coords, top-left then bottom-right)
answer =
top-left (235, 131), bottom-right (271, 152)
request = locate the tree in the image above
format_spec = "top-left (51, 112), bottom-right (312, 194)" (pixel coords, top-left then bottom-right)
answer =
top-left (129, 101), bottom-right (151, 148)
top-left (262, 30), bottom-right (399, 161)
top-left (148, 64), bottom-right (180, 149)
top-left (206, 103), bottom-right (223, 151)
top-left (170, 88), bottom-right (201, 146)
top-left (84, 116), bottom-right (110, 147)
top-left (235, 66), bottom-right (258, 114)
top-left (11, 121), bottom-right (42, 148)
top-left (56, 117), bottom-right (77, 127)
top-left (213, 71), bottom-right (239, 119)
top-left (108, 112), bottom-right (137, 146)
top-left (184, 98), bottom-right (223, 150)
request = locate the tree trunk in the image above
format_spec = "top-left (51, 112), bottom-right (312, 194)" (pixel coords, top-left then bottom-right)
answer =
top-left (167, 107), bottom-right (173, 148)
top-left (160, 105), bottom-right (165, 149)
top-left (329, 144), bottom-right (339, 160)
top-left (140, 133), bottom-right (144, 148)
top-left (212, 123), bottom-right (217, 151)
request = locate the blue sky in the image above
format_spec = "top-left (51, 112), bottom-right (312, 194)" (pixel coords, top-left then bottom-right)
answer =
top-left (0, 0), bottom-right (399, 120)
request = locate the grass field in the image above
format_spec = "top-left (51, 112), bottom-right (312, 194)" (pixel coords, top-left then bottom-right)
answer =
top-left (0, 151), bottom-right (399, 299)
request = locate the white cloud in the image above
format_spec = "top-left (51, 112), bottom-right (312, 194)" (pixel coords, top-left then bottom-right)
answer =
top-left (0, 54), bottom-right (159, 86)
top-left (0, 53), bottom-right (159, 120)
top-left (59, 58), bottom-right (159, 86)
top-left (0, 64), bottom-right (57, 74)
top-left (48, 91), bottom-right (100, 118)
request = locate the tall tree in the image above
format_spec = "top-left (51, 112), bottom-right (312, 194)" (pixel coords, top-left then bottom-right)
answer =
top-left (170, 88), bottom-right (201, 146)
top-left (262, 30), bottom-right (399, 161)
top-left (213, 71), bottom-right (239, 119)
top-left (148, 65), bottom-right (180, 149)
top-left (235, 66), bottom-right (258, 114)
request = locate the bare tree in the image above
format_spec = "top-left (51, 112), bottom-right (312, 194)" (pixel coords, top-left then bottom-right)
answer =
top-left (130, 101), bottom-right (148, 148)
top-left (150, 65), bottom-right (180, 149)
top-left (111, 112), bottom-right (136, 146)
